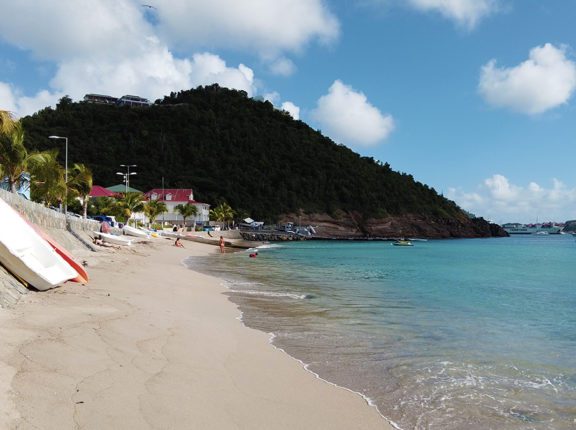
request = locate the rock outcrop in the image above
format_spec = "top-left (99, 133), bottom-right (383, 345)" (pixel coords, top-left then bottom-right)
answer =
top-left (281, 212), bottom-right (508, 239)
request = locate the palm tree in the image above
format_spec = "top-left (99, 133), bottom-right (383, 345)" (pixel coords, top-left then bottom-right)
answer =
top-left (174, 203), bottom-right (198, 229)
top-left (0, 110), bottom-right (17, 135)
top-left (210, 202), bottom-right (235, 229)
top-left (117, 192), bottom-right (145, 226)
top-left (0, 120), bottom-right (50, 193)
top-left (68, 163), bottom-right (93, 218)
top-left (29, 149), bottom-right (67, 207)
top-left (89, 196), bottom-right (116, 217)
top-left (144, 200), bottom-right (167, 226)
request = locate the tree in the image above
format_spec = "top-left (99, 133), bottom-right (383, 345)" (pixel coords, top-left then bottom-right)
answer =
top-left (68, 163), bottom-right (93, 218)
top-left (29, 149), bottom-right (66, 206)
top-left (144, 200), bottom-right (167, 226)
top-left (0, 110), bottom-right (17, 135)
top-left (174, 203), bottom-right (198, 228)
top-left (0, 120), bottom-right (49, 193)
top-left (88, 196), bottom-right (116, 217)
top-left (117, 192), bottom-right (145, 226)
top-left (210, 202), bottom-right (235, 228)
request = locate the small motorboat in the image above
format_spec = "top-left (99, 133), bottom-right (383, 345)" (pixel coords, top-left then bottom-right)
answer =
top-left (392, 239), bottom-right (413, 247)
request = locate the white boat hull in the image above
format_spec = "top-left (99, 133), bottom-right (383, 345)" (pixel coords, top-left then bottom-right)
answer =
top-left (0, 198), bottom-right (78, 290)
top-left (95, 232), bottom-right (133, 246)
top-left (123, 225), bottom-right (150, 238)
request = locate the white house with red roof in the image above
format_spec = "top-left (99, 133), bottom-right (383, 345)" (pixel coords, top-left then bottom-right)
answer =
top-left (144, 188), bottom-right (210, 226)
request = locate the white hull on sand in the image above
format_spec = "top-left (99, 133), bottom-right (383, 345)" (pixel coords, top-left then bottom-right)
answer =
top-left (94, 232), bottom-right (133, 246)
top-left (159, 231), bottom-right (183, 239)
top-left (123, 224), bottom-right (150, 238)
top-left (0, 197), bottom-right (78, 290)
top-left (138, 227), bottom-right (160, 238)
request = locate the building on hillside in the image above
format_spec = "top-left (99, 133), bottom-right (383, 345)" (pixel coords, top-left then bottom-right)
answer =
top-left (83, 94), bottom-right (118, 104)
top-left (83, 93), bottom-right (150, 107)
top-left (144, 188), bottom-right (210, 227)
top-left (117, 95), bottom-right (151, 107)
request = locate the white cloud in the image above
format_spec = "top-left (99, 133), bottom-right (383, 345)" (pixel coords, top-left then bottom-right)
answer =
top-left (0, 0), bottom-right (327, 116)
top-left (281, 101), bottom-right (300, 120)
top-left (156, 0), bottom-right (339, 56)
top-left (311, 80), bottom-right (395, 147)
top-left (0, 82), bottom-right (18, 113)
top-left (0, 0), bottom-right (149, 61)
top-left (0, 82), bottom-right (63, 117)
top-left (263, 92), bottom-right (280, 105)
top-left (188, 53), bottom-right (255, 97)
top-left (407, 0), bottom-right (498, 29)
top-left (447, 174), bottom-right (576, 223)
top-left (17, 90), bottom-right (63, 117)
top-left (479, 43), bottom-right (576, 115)
top-left (50, 39), bottom-right (193, 102)
top-left (484, 174), bottom-right (520, 200)
top-left (269, 57), bottom-right (297, 77)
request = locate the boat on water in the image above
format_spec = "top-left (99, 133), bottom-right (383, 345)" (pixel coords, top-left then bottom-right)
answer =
top-left (502, 222), bottom-right (562, 235)
top-left (94, 231), bottom-right (133, 246)
top-left (0, 197), bottom-right (79, 290)
top-left (392, 239), bottom-right (413, 247)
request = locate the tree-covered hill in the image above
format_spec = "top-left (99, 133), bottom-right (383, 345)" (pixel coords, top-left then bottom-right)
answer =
top-left (21, 85), bottom-right (503, 237)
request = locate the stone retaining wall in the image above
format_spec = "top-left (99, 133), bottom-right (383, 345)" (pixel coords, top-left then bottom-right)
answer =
top-left (0, 188), bottom-right (99, 232)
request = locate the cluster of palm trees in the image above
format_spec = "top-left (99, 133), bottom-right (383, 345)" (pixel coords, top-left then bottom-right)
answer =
top-left (2, 110), bottom-right (240, 228)
top-left (210, 202), bottom-right (235, 228)
top-left (1, 110), bottom-right (93, 216)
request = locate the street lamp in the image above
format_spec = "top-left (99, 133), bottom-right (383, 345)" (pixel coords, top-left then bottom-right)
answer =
top-left (48, 135), bottom-right (68, 216)
top-left (117, 164), bottom-right (137, 193)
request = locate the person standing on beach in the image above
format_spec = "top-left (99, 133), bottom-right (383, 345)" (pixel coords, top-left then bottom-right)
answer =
top-left (219, 236), bottom-right (225, 253)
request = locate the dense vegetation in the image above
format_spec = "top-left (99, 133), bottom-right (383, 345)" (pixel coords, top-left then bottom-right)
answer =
top-left (22, 85), bottom-right (467, 223)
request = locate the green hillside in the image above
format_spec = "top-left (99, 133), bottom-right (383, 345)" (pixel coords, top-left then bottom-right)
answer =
top-left (22, 85), bottom-right (470, 225)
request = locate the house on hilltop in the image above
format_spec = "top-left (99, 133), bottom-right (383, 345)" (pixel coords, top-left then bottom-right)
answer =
top-left (144, 188), bottom-right (210, 227)
top-left (83, 93), bottom-right (150, 107)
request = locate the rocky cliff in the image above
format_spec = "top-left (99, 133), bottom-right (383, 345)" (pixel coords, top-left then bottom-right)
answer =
top-left (281, 212), bottom-right (508, 239)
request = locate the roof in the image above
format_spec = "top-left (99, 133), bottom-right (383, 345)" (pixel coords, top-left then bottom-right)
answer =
top-left (89, 185), bottom-right (115, 197)
top-left (106, 184), bottom-right (142, 193)
top-left (145, 188), bottom-right (207, 205)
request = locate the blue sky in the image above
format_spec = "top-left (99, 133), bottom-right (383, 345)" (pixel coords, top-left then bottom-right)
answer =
top-left (1, 0), bottom-right (575, 224)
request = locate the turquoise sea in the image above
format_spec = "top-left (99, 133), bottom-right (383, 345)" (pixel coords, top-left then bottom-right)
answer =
top-left (186, 235), bottom-right (576, 429)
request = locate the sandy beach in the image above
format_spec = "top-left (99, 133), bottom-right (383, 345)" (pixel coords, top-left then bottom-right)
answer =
top-left (0, 237), bottom-right (391, 429)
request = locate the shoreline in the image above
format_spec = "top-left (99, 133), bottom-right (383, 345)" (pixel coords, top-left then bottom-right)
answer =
top-left (185, 248), bottom-right (403, 429)
top-left (0, 238), bottom-right (392, 429)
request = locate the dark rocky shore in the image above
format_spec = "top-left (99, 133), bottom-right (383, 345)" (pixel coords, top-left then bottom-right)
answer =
top-left (280, 213), bottom-right (508, 240)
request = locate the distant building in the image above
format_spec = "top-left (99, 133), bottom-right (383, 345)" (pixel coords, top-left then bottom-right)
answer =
top-left (144, 188), bottom-right (210, 226)
top-left (83, 93), bottom-right (151, 107)
top-left (117, 95), bottom-right (151, 107)
top-left (83, 94), bottom-right (118, 104)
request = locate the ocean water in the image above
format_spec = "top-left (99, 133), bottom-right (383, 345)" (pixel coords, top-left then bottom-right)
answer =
top-left (185, 235), bottom-right (576, 429)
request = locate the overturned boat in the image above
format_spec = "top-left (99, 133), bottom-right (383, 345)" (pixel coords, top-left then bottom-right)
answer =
top-left (0, 197), bottom-right (78, 290)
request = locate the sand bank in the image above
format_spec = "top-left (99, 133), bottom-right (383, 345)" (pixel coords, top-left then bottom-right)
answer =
top-left (0, 238), bottom-right (391, 429)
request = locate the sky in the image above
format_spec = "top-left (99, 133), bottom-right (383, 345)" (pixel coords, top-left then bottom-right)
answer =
top-left (1, 0), bottom-right (575, 224)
